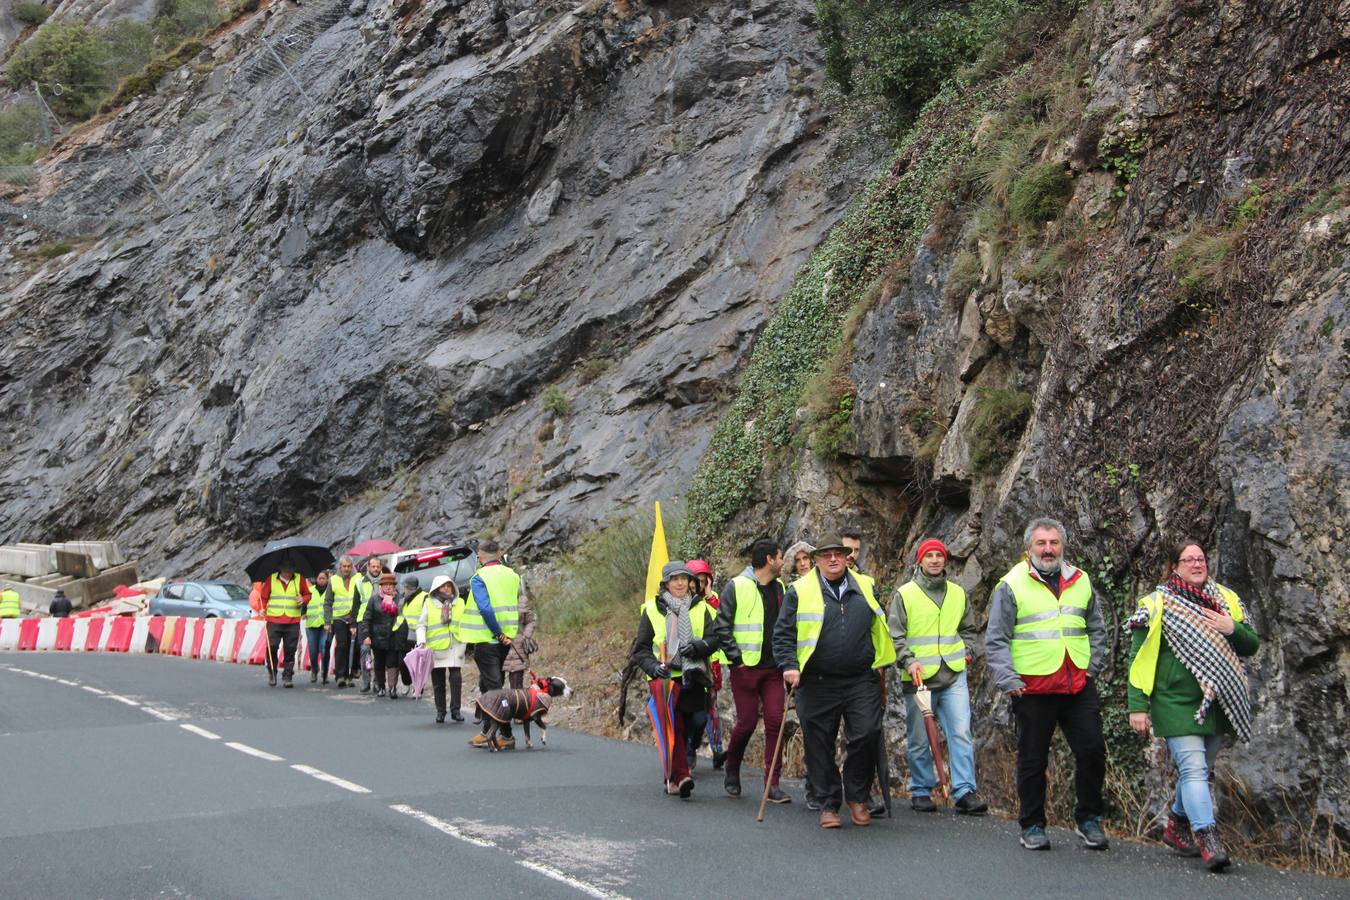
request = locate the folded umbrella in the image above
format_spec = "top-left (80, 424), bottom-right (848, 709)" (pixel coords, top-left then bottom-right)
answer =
top-left (875, 670), bottom-right (893, 818)
top-left (914, 686), bottom-right (950, 802)
top-left (246, 538), bottom-right (336, 582)
top-left (404, 646), bottom-right (434, 699)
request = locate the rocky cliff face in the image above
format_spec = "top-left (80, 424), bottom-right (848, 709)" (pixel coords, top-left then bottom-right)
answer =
top-left (0, 0), bottom-right (863, 574)
top-left (685, 0), bottom-right (1347, 856)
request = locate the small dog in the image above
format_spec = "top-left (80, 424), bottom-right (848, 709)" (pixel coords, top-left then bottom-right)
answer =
top-left (475, 676), bottom-right (572, 750)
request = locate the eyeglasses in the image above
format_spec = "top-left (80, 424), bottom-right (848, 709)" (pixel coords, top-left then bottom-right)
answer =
top-left (816, 550), bottom-right (848, 561)
top-left (1178, 556), bottom-right (1207, 565)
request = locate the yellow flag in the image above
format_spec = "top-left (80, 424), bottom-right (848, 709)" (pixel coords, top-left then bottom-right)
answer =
top-left (644, 501), bottom-right (670, 602)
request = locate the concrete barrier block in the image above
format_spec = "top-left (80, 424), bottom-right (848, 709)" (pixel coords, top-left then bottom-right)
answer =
top-left (55, 550), bottom-right (98, 579)
top-left (0, 547), bottom-right (55, 578)
top-left (14, 544), bottom-right (58, 571)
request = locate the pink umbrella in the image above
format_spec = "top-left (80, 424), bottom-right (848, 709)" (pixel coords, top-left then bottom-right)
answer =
top-left (403, 645), bottom-right (434, 699)
top-left (347, 539), bottom-right (403, 558)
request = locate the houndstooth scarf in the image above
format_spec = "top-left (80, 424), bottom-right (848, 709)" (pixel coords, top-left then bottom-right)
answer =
top-left (662, 590), bottom-right (706, 683)
top-left (1128, 576), bottom-right (1252, 741)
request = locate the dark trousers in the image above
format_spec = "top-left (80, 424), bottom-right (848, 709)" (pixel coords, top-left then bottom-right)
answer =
top-left (1013, 681), bottom-right (1107, 828)
top-left (331, 621), bottom-right (354, 679)
top-left (430, 666), bottom-right (462, 716)
top-left (797, 671), bottom-right (883, 811)
top-left (508, 670), bottom-right (525, 689)
top-left (726, 666), bottom-right (786, 785)
top-left (371, 646), bottom-right (404, 693)
top-left (474, 642), bottom-right (512, 736)
top-left (266, 622), bottom-right (301, 678)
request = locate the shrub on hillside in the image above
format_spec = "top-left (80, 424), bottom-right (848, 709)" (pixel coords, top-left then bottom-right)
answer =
top-left (0, 103), bottom-right (44, 166)
top-left (12, 2), bottom-right (51, 26)
top-left (969, 385), bottom-right (1033, 474)
top-left (4, 21), bottom-right (110, 118)
top-left (1009, 161), bottom-right (1074, 224)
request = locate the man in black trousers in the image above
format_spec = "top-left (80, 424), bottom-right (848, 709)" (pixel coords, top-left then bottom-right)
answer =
top-left (773, 536), bottom-right (897, 829)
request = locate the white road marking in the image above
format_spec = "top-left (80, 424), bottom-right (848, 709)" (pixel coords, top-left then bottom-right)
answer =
top-left (143, 707), bottom-right (178, 721)
top-left (56, 679), bottom-right (78, 686)
top-left (34, 673), bottom-right (57, 681)
top-left (389, 805), bottom-right (629, 899)
top-left (291, 765), bottom-right (371, 794)
top-left (106, 694), bottom-right (141, 706)
top-left (80, 686), bottom-right (107, 695)
top-left (180, 724), bottom-right (221, 740)
top-left (225, 742), bottom-right (284, 762)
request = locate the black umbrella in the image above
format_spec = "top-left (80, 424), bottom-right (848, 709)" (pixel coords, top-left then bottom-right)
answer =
top-left (875, 669), bottom-right (893, 817)
top-left (245, 538), bottom-right (336, 582)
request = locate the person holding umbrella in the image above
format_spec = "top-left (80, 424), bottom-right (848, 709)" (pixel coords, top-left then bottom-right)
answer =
top-left (631, 561), bottom-right (727, 798)
top-left (304, 569), bottom-right (332, 685)
top-left (257, 559), bottom-right (311, 688)
top-left (1126, 540), bottom-right (1258, 871)
top-left (415, 576), bottom-right (467, 723)
top-left (362, 573), bottom-right (409, 699)
top-left (889, 538), bottom-right (987, 815)
top-left (772, 536), bottom-right (896, 829)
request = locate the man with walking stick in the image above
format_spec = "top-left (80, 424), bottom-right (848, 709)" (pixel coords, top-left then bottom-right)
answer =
top-left (772, 537), bottom-right (896, 828)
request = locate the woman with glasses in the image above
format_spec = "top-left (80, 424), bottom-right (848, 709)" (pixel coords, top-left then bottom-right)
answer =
top-left (1125, 540), bottom-right (1259, 871)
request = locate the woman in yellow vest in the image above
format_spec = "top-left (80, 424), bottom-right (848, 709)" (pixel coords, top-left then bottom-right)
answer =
top-left (303, 570), bottom-right (332, 685)
top-left (1126, 540), bottom-right (1259, 872)
top-left (416, 576), bottom-right (467, 723)
top-left (361, 572), bottom-right (409, 699)
top-left (630, 561), bottom-right (727, 799)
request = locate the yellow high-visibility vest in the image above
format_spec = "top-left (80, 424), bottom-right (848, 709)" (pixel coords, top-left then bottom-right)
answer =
top-left (793, 574), bottom-right (896, 672)
top-left (898, 580), bottom-right (968, 681)
top-left (640, 596), bottom-right (717, 680)
top-left (266, 574), bottom-right (303, 619)
top-left (455, 565), bottom-right (521, 643)
top-left (1128, 584), bottom-right (1244, 696)
top-left (1000, 562), bottom-right (1092, 675)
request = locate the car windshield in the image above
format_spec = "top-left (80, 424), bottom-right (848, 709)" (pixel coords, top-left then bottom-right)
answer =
top-left (394, 549), bottom-right (473, 574)
top-left (204, 583), bottom-right (250, 604)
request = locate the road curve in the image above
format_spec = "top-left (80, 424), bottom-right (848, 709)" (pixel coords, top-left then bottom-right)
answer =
top-left (0, 652), bottom-right (1340, 899)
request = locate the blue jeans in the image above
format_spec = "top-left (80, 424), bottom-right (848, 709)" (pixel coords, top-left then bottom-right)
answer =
top-left (904, 670), bottom-right (977, 799)
top-left (1166, 734), bottom-right (1222, 830)
top-left (305, 626), bottom-right (330, 676)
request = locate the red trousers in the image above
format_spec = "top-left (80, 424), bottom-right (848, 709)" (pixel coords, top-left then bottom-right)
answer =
top-left (727, 665), bottom-right (786, 785)
top-left (651, 681), bottom-right (691, 784)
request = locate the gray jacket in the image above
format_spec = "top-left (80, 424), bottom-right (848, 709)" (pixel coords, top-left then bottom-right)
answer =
top-left (985, 560), bottom-right (1107, 693)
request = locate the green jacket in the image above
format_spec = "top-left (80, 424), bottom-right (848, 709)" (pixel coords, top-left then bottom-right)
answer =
top-left (1125, 621), bottom-right (1259, 737)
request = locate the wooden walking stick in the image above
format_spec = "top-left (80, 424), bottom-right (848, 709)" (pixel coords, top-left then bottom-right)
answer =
top-left (757, 685), bottom-right (795, 823)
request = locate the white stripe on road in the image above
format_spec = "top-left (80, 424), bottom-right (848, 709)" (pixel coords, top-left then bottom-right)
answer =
top-left (143, 707), bottom-right (178, 721)
top-left (34, 673), bottom-right (57, 681)
top-left (225, 742), bottom-right (284, 762)
top-left (180, 724), bottom-right (221, 740)
top-left (106, 694), bottom-right (140, 706)
top-left (80, 686), bottom-right (107, 695)
top-left (291, 765), bottom-right (371, 794)
top-left (389, 805), bottom-right (629, 899)
top-left (56, 679), bottom-right (78, 686)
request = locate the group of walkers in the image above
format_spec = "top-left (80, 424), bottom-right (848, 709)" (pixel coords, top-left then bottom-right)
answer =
top-left (250, 540), bottom-right (540, 746)
top-left (632, 517), bottom-right (1256, 871)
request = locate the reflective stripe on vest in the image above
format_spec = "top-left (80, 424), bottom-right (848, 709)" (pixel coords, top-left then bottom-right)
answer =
top-left (266, 574), bottom-right (303, 619)
top-left (1001, 562), bottom-right (1093, 676)
top-left (304, 586), bottom-right (329, 627)
top-left (356, 578), bottom-right (376, 620)
top-left (1127, 585), bottom-right (1244, 696)
top-left (0, 589), bottom-right (20, 618)
top-left (457, 565), bottom-right (521, 642)
top-left (793, 574), bottom-right (897, 672)
top-left (420, 596), bottom-right (456, 651)
top-left (330, 575), bottom-right (360, 618)
top-left (398, 591), bottom-right (429, 634)
top-left (730, 574), bottom-right (778, 666)
top-left (898, 580), bottom-right (967, 681)
top-left (641, 597), bottom-right (714, 680)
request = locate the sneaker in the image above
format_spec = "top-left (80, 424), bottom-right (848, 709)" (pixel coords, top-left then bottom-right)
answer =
top-left (1195, 826), bottom-right (1230, 871)
top-left (766, 786), bottom-right (791, 804)
top-left (469, 733), bottom-right (490, 747)
top-left (310, 670), bottom-right (318, 683)
top-left (282, 676), bottom-right (294, 688)
top-left (724, 767), bottom-right (741, 798)
top-left (868, 795), bottom-right (886, 817)
top-left (450, 711), bottom-right (464, 722)
top-left (954, 792), bottom-right (989, 815)
top-left (435, 713), bottom-right (446, 723)
top-left (712, 751), bottom-right (727, 770)
top-left (677, 777), bottom-right (693, 799)
top-left (911, 794), bottom-right (937, 812)
top-left (1075, 817), bottom-right (1110, 850)
top-left (1020, 825), bottom-right (1050, 850)
top-left (806, 797), bottom-right (823, 812)
top-left (375, 686), bottom-right (386, 697)
top-left (321, 674), bottom-right (328, 685)
top-left (1162, 812), bottom-right (1199, 857)
top-left (360, 684), bottom-right (371, 694)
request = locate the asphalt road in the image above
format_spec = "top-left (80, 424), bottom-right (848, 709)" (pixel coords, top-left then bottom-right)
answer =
top-left (0, 652), bottom-right (1342, 900)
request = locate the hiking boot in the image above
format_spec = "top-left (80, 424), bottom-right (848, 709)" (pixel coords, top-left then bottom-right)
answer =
top-left (374, 686), bottom-right (386, 697)
top-left (712, 751), bottom-right (727, 770)
top-left (310, 670), bottom-right (318, 683)
top-left (435, 712), bottom-right (446, 723)
top-left (469, 733), bottom-right (490, 748)
top-left (282, 675), bottom-right (294, 688)
top-left (267, 670), bottom-right (277, 687)
top-left (1162, 812), bottom-right (1199, 857)
top-left (954, 792), bottom-right (989, 815)
top-left (1075, 817), bottom-right (1110, 850)
top-left (321, 674), bottom-right (328, 685)
top-left (1195, 826), bottom-right (1230, 871)
top-left (1020, 825), bottom-right (1050, 850)
top-left (724, 766), bottom-right (742, 798)
top-left (847, 802), bottom-right (872, 827)
top-left (911, 794), bottom-right (937, 813)
top-left (677, 777), bottom-right (693, 799)
top-left (766, 786), bottom-right (791, 804)
top-left (868, 795), bottom-right (886, 817)
top-left (450, 711), bottom-right (464, 722)
top-left (819, 809), bottom-right (842, 829)
top-left (491, 736), bottom-right (516, 751)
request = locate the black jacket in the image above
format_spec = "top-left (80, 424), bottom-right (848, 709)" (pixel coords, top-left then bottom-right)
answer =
top-left (362, 590), bottom-right (410, 650)
top-left (630, 595), bottom-right (730, 679)
top-left (49, 595), bottom-right (72, 618)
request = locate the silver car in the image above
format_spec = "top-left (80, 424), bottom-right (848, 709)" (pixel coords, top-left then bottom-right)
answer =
top-left (149, 580), bottom-right (253, 619)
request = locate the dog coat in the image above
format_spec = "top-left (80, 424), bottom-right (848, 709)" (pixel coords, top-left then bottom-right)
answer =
top-left (476, 687), bottom-right (552, 724)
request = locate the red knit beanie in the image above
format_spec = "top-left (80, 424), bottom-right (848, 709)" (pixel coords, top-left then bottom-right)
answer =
top-left (916, 539), bottom-right (949, 564)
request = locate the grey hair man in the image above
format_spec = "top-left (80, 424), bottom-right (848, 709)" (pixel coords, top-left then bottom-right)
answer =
top-left (986, 517), bottom-right (1109, 852)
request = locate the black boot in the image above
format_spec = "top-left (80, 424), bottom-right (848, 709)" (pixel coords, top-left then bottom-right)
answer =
top-left (282, 674), bottom-right (294, 688)
top-left (310, 669), bottom-right (318, 683)
top-left (436, 712), bottom-right (446, 723)
top-left (712, 751), bottom-right (727, 770)
top-left (267, 670), bottom-right (277, 687)
top-left (724, 766), bottom-right (741, 798)
top-left (450, 710), bottom-right (464, 722)
top-left (1196, 826), bottom-right (1230, 871)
